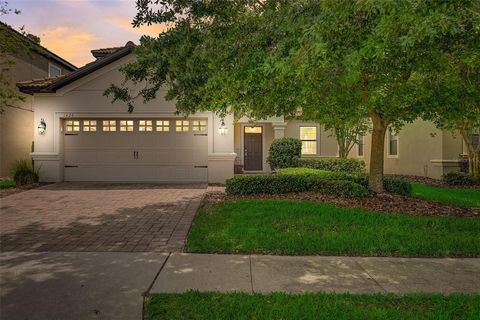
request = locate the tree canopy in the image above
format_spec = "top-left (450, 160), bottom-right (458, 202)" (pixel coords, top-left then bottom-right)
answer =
top-left (106, 0), bottom-right (480, 191)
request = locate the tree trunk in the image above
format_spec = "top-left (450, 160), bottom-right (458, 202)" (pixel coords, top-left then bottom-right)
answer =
top-left (337, 137), bottom-right (348, 158)
top-left (460, 130), bottom-right (480, 179)
top-left (369, 111), bottom-right (388, 193)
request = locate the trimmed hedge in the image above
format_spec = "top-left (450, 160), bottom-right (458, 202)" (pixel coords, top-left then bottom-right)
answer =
top-left (298, 157), bottom-right (366, 173)
top-left (225, 174), bottom-right (368, 198)
top-left (442, 171), bottom-right (477, 186)
top-left (266, 138), bottom-right (302, 170)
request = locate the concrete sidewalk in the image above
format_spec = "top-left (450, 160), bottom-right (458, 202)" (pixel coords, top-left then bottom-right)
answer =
top-left (151, 253), bottom-right (480, 294)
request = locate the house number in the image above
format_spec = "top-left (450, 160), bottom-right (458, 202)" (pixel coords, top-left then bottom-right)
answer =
top-left (63, 113), bottom-right (75, 118)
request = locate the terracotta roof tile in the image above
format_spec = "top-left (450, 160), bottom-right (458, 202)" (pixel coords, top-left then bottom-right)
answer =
top-left (91, 41), bottom-right (135, 59)
top-left (17, 41), bottom-right (135, 93)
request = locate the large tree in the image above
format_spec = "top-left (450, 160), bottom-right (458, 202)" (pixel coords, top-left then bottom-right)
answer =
top-left (107, 0), bottom-right (476, 192)
top-left (425, 4), bottom-right (480, 178)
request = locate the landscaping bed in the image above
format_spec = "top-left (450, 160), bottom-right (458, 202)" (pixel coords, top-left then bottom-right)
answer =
top-left (0, 182), bottom-right (40, 198)
top-left (146, 291), bottom-right (480, 320)
top-left (205, 190), bottom-right (478, 218)
top-left (187, 199), bottom-right (480, 256)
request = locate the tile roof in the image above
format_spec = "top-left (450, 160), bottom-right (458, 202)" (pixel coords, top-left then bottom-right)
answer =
top-left (91, 41), bottom-right (135, 59)
top-left (18, 41), bottom-right (135, 94)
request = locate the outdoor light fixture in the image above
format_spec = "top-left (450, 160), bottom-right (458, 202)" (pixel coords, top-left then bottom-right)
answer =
top-left (37, 118), bottom-right (46, 135)
top-left (218, 121), bottom-right (228, 136)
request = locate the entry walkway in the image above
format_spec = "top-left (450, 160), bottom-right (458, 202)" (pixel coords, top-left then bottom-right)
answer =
top-left (151, 253), bottom-right (480, 294)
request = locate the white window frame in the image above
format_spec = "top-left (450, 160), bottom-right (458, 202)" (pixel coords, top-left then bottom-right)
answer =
top-left (65, 120), bottom-right (80, 132)
top-left (102, 120), bottom-right (117, 132)
top-left (357, 134), bottom-right (364, 158)
top-left (192, 120), bottom-right (207, 132)
top-left (48, 63), bottom-right (62, 77)
top-left (139, 120), bottom-right (154, 132)
top-left (156, 120), bottom-right (170, 132)
top-left (82, 120), bottom-right (97, 132)
top-left (387, 128), bottom-right (399, 158)
top-left (300, 126), bottom-right (318, 156)
top-left (175, 120), bottom-right (190, 132)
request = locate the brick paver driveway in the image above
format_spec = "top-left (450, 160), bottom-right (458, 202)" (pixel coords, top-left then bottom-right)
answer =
top-left (0, 183), bottom-right (207, 252)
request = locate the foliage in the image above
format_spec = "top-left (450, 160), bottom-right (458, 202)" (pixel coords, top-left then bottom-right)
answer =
top-left (277, 168), bottom-right (412, 196)
top-left (298, 157), bottom-right (365, 173)
top-left (266, 138), bottom-right (302, 170)
top-left (0, 2), bottom-right (26, 113)
top-left (0, 179), bottom-right (16, 189)
top-left (186, 200), bottom-right (480, 257)
top-left (225, 173), bottom-right (368, 198)
top-left (148, 291), bottom-right (480, 320)
top-left (442, 172), bottom-right (478, 186)
top-left (11, 160), bottom-right (39, 185)
top-left (106, 0), bottom-right (479, 192)
top-left (412, 183), bottom-right (480, 208)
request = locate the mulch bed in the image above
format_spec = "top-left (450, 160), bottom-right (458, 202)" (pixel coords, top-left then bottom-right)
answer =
top-left (0, 184), bottom-right (40, 198)
top-left (202, 191), bottom-right (479, 218)
top-left (387, 174), bottom-right (480, 189)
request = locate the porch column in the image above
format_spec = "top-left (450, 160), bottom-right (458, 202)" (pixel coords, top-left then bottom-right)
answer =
top-left (272, 122), bottom-right (287, 139)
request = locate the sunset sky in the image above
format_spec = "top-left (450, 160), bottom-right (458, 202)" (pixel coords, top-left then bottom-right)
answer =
top-left (1, 0), bottom-right (167, 67)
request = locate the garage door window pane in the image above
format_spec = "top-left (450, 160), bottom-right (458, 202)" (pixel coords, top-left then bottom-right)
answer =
top-left (119, 120), bottom-right (134, 132)
top-left (192, 120), bottom-right (207, 132)
top-left (65, 120), bottom-right (80, 132)
top-left (156, 120), bottom-right (170, 132)
top-left (83, 120), bottom-right (97, 132)
top-left (176, 120), bottom-right (189, 132)
top-left (103, 120), bottom-right (117, 132)
top-left (139, 120), bottom-right (153, 132)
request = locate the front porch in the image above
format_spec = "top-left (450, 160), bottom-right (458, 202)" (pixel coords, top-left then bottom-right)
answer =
top-left (233, 119), bottom-right (287, 174)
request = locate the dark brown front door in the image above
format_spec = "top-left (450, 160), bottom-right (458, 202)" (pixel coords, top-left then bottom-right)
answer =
top-left (244, 127), bottom-right (263, 171)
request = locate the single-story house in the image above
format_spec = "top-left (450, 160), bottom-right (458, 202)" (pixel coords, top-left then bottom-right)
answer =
top-left (17, 42), bottom-right (467, 184)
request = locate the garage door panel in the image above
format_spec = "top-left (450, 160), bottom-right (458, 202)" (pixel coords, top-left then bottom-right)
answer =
top-left (63, 118), bottom-right (208, 182)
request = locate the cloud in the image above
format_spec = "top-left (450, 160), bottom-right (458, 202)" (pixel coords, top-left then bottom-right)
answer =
top-left (108, 16), bottom-right (171, 37)
top-left (39, 27), bottom-right (100, 67)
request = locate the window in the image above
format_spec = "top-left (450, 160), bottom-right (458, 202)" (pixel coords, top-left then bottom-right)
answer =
top-left (192, 120), bottom-right (207, 132)
top-left (176, 120), bottom-right (189, 132)
top-left (83, 120), bottom-right (97, 132)
top-left (473, 133), bottom-right (479, 150)
top-left (300, 127), bottom-right (317, 155)
top-left (357, 134), bottom-right (364, 157)
top-left (102, 120), bottom-right (117, 132)
top-left (156, 120), bottom-right (170, 132)
top-left (244, 126), bottom-right (262, 134)
top-left (388, 128), bottom-right (398, 156)
top-left (65, 120), bottom-right (80, 132)
top-left (139, 120), bottom-right (153, 132)
top-left (119, 120), bottom-right (134, 132)
top-left (49, 63), bottom-right (61, 77)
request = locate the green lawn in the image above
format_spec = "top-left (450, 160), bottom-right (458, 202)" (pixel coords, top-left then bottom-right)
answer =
top-left (147, 291), bottom-right (480, 320)
top-left (0, 179), bottom-right (16, 189)
top-left (187, 200), bottom-right (480, 257)
top-left (412, 183), bottom-right (480, 208)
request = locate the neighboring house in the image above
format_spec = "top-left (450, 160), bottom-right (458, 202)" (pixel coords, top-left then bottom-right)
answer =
top-left (17, 42), bottom-right (466, 183)
top-left (0, 22), bottom-right (76, 177)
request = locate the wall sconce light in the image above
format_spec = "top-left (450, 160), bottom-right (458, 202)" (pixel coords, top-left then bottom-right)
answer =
top-left (218, 121), bottom-right (228, 136)
top-left (38, 118), bottom-right (46, 135)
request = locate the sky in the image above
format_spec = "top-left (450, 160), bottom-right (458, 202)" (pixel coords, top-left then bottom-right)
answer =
top-left (0, 0), bottom-right (168, 67)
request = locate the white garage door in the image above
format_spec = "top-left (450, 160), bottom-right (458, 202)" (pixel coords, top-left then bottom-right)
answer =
top-left (63, 118), bottom-right (208, 182)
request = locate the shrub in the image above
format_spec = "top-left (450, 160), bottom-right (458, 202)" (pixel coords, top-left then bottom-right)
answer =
top-left (442, 171), bottom-right (476, 186)
top-left (11, 160), bottom-right (39, 186)
top-left (298, 157), bottom-right (366, 173)
top-left (266, 138), bottom-right (302, 170)
top-left (225, 173), bottom-right (368, 198)
top-left (0, 179), bottom-right (16, 189)
top-left (278, 167), bottom-right (411, 196)
top-left (383, 178), bottom-right (412, 196)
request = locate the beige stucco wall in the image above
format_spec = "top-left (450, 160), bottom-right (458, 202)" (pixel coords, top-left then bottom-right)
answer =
top-left (349, 119), bottom-right (462, 179)
top-left (0, 51), bottom-right (65, 177)
top-left (31, 53), bottom-right (236, 183)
